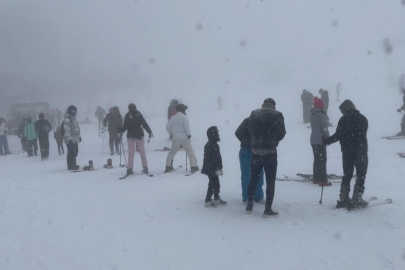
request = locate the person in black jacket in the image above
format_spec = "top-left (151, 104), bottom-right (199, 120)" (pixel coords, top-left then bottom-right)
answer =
top-left (396, 89), bottom-right (405, 136)
top-left (323, 100), bottom-right (368, 209)
top-left (319, 89), bottom-right (330, 115)
top-left (201, 126), bottom-right (226, 207)
top-left (119, 103), bottom-right (153, 176)
top-left (104, 107), bottom-right (123, 155)
top-left (35, 113), bottom-right (53, 160)
top-left (301, 89), bottom-right (314, 124)
top-left (245, 98), bottom-right (286, 218)
top-left (235, 118), bottom-right (265, 204)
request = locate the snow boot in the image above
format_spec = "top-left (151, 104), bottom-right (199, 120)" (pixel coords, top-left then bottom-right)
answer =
top-left (214, 197), bottom-right (227, 205)
top-left (245, 201), bottom-right (254, 214)
top-left (83, 160), bottom-right (94, 171)
top-left (142, 167), bottom-right (149, 174)
top-left (190, 166), bottom-right (200, 172)
top-left (69, 165), bottom-right (80, 171)
top-left (348, 185), bottom-right (369, 210)
top-left (164, 166), bottom-right (174, 173)
top-left (104, 159), bottom-right (113, 169)
top-left (263, 209), bottom-right (279, 218)
top-left (396, 124), bottom-right (405, 136)
top-left (126, 168), bottom-right (133, 176)
top-left (335, 186), bottom-right (350, 209)
top-left (319, 181), bottom-right (332, 187)
top-left (205, 200), bottom-right (218, 208)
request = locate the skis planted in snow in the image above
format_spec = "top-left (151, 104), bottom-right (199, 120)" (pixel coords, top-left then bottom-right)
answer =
top-left (346, 198), bottom-right (392, 213)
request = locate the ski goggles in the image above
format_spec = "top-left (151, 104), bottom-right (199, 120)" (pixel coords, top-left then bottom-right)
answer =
top-left (70, 109), bottom-right (77, 115)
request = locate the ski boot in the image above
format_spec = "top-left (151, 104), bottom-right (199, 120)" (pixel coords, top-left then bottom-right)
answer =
top-left (335, 186), bottom-right (350, 209)
top-left (190, 166), bottom-right (200, 173)
top-left (126, 168), bottom-right (133, 176)
top-left (83, 160), bottom-right (94, 171)
top-left (68, 165), bottom-right (80, 171)
top-left (214, 197), bottom-right (227, 205)
top-left (263, 209), bottom-right (279, 218)
top-left (142, 167), bottom-right (149, 174)
top-left (164, 166), bottom-right (174, 173)
top-left (347, 186), bottom-right (369, 210)
top-left (396, 123), bottom-right (405, 136)
top-left (245, 201), bottom-right (254, 214)
top-left (205, 200), bottom-right (218, 208)
top-left (104, 159), bottom-right (113, 169)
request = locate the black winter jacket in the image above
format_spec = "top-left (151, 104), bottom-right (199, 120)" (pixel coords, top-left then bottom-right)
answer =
top-left (104, 109), bottom-right (123, 133)
top-left (201, 128), bottom-right (223, 177)
top-left (35, 119), bottom-right (52, 137)
top-left (321, 90), bottom-right (329, 110)
top-left (248, 104), bottom-right (286, 154)
top-left (235, 118), bottom-right (251, 149)
top-left (301, 91), bottom-right (314, 107)
top-left (121, 111), bottom-right (152, 139)
top-left (323, 110), bottom-right (368, 152)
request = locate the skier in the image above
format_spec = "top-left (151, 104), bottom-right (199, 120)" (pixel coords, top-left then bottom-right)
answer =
top-left (396, 89), bottom-right (405, 136)
top-left (336, 82), bottom-right (342, 102)
top-left (104, 107), bottom-right (123, 155)
top-left (319, 89), bottom-right (330, 115)
top-left (54, 126), bottom-right (64, 155)
top-left (24, 117), bottom-right (38, 157)
top-left (235, 117), bottom-right (265, 204)
top-left (310, 98), bottom-right (331, 186)
top-left (323, 100), bottom-right (368, 209)
top-left (119, 103), bottom-right (153, 176)
top-left (63, 105), bottom-right (82, 170)
top-left (165, 104), bottom-right (199, 172)
top-left (0, 118), bottom-right (8, 155)
top-left (56, 109), bottom-right (62, 126)
top-left (95, 106), bottom-right (106, 130)
top-left (35, 113), bottom-right (53, 160)
top-left (245, 98), bottom-right (286, 218)
top-left (301, 89), bottom-right (313, 124)
top-left (17, 118), bottom-right (28, 152)
top-left (201, 126), bottom-right (226, 207)
top-left (167, 99), bottom-right (179, 121)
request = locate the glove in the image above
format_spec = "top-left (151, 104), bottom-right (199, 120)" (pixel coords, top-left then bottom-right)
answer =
top-left (397, 109), bottom-right (402, 112)
top-left (149, 133), bottom-right (154, 139)
top-left (215, 169), bottom-right (223, 176)
top-left (79, 137), bottom-right (82, 143)
top-left (188, 135), bottom-right (191, 140)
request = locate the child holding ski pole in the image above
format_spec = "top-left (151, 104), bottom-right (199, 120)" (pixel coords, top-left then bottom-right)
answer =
top-left (201, 126), bottom-right (226, 207)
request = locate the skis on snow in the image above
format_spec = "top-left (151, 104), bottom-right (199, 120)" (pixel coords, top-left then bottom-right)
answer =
top-left (119, 172), bottom-right (154, 179)
top-left (381, 135), bottom-right (405, 140)
top-left (276, 173), bottom-right (346, 183)
top-left (345, 197), bottom-right (392, 213)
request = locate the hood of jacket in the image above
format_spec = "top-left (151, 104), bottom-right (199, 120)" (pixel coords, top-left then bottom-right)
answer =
top-left (207, 126), bottom-right (220, 142)
top-left (339, 99), bottom-right (357, 115)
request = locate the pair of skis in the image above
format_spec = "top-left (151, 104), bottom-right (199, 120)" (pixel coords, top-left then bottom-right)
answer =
top-left (119, 172), bottom-right (154, 180)
top-left (344, 197), bottom-right (392, 213)
top-left (381, 135), bottom-right (405, 140)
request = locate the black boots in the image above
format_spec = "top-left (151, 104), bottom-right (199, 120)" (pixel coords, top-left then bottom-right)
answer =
top-left (335, 186), bottom-right (350, 209)
top-left (349, 186), bottom-right (369, 209)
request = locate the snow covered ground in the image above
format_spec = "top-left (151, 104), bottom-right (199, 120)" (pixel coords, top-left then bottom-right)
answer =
top-left (1, 98), bottom-right (405, 269)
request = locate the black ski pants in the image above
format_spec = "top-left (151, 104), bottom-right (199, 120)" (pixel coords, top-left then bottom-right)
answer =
top-left (38, 134), bottom-right (50, 159)
top-left (109, 130), bottom-right (120, 154)
top-left (205, 176), bottom-right (220, 201)
top-left (27, 138), bottom-right (38, 157)
top-left (312, 144), bottom-right (327, 182)
top-left (248, 153), bottom-right (278, 210)
top-left (341, 148), bottom-right (368, 191)
top-left (57, 141), bottom-right (64, 155)
top-left (67, 143), bottom-right (79, 169)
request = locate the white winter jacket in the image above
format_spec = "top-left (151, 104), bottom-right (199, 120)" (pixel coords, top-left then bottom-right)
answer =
top-left (166, 112), bottom-right (191, 140)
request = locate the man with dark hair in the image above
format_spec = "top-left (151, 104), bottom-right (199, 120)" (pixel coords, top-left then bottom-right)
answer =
top-left (35, 113), bottom-right (53, 160)
top-left (245, 98), bottom-right (286, 218)
top-left (63, 105), bottom-right (81, 170)
top-left (323, 100), bottom-right (368, 210)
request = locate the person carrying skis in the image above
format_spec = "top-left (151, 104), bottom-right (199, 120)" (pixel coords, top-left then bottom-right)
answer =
top-left (167, 99), bottom-right (179, 121)
top-left (165, 104), bottom-right (199, 173)
top-left (245, 98), bottom-right (286, 218)
top-left (310, 98), bottom-right (331, 186)
top-left (104, 107), bottom-right (123, 155)
top-left (54, 126), bottom-right (64, 155)
top-left (95, 106), bottom-right (106, 130)
top-left (396, 89), bottom-right (405, 136)
top-left (323, 100), bottom-right (368, 210)
top-left (119, 103), bottom-right (153, 176)
top-left (235, 117), bottom-right (265, 204)
top-left (24, 117), bottom-right (38, 157)
top-left (301, 89), bottom-right (313, 124)
top-left (319, 89), bottom-right (330, 115)
top-left (35, 113), bottom-right (53, 160)
top-left (63, 105), bottom-right (82, 170)
top-left (201, 126), bottom-right (226, 207)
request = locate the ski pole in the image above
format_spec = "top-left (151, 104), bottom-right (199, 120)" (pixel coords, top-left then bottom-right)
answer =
top-left (319, 184), bottom-right (324, 205)
top-left (121, 139), bottom-right (127, 167)
top-left (186, 153), bottom-right (188, 171)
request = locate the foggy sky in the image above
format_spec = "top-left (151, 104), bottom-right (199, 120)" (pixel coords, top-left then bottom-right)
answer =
top-left (0, 0), bottom-right (404, 100)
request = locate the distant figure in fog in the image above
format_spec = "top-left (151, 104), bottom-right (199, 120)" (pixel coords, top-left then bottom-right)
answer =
top-left (301, 89), bottom-right (313, 124)
top-left (95, 106), bottom-right (106, 130)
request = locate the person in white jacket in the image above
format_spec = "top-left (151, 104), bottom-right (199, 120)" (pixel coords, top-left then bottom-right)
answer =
top-left (165, 104), bottom-right (199, 172)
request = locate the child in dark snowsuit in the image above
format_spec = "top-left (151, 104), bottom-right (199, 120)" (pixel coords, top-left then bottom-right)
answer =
top-left (201, 126), bottom-right (226, 207)
top-left (54, 127), bottom-right (64, 155)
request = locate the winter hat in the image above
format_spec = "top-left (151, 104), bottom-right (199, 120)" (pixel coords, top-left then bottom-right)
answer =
top-left (128, 103), bottom-right (137, 112)
top-left (339, 99), bottom-right (357, 115)
top-left (207, 126), bottom-right (220, 142)
top-left (38, 113), bottom-right (44, 119)
top-left (67, 105), bottom-right (77, 116)
top-left (262, 98), bottom-right (276, 109)
top-left (176, 104), bottom-right (188, 114)
top-left (313, 97), bottom-right (324, 109)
